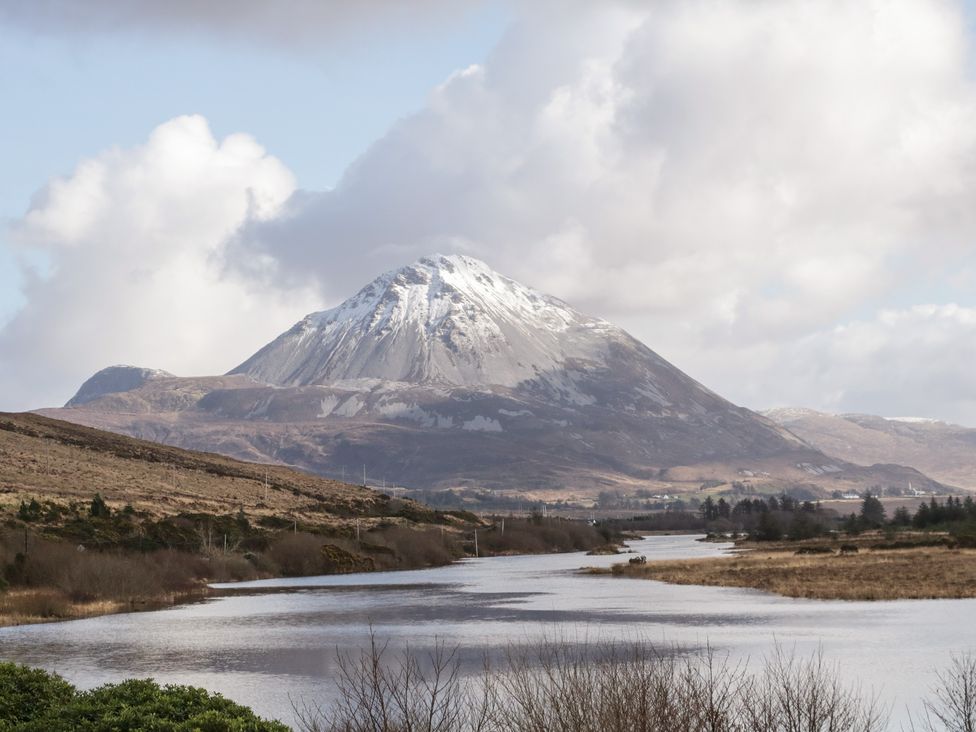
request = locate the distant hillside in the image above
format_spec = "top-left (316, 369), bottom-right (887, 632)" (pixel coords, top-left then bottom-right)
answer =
top-left (0, 411), bottom-right (435, 527)
top-left (765, 408), bottom-right (976, 491)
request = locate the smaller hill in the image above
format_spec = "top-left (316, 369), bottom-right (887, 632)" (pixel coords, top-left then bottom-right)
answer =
top-left (0, 411), bottom-right (410, 525)
top-left (66, 365), bottom-right (173, 407)
top-left (765, 408), bottom-right (976, 492)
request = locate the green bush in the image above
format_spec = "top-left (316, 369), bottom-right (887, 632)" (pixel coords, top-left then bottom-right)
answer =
top-left (0, 664), bottom-right (288, 731)
top-left (0, 662), bottom-right (75, 727)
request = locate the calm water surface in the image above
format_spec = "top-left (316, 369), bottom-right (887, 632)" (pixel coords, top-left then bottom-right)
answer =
top-left (1, 535), bottom-right (972, 727)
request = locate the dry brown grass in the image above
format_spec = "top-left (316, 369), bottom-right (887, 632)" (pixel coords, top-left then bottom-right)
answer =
top-left (0, 412), bottom-right (387, 528)
top-left (0, 588), bottom-right (127, 627)
top-left (592, 546), bottom-right (976, 600)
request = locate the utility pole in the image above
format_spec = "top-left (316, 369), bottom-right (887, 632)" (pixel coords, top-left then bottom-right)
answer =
top-left (474, 529), bottom-right (479, 558)
top-left (501, 519), bottom-right (505, 536)
top-left (264, 470), bottom-right (269, 503)
top-left (362, 464), bottom-right (367, 487)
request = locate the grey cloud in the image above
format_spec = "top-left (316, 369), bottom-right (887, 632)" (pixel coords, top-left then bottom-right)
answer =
top-left (0, 0), bottom-right (485, 46)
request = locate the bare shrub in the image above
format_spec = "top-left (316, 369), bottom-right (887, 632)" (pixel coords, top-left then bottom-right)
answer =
top-left (0, 530), bottom-right (245, 604)
top-left (206, 553), bottom-right (261, 583)
top-left (299, 638), bottom-right (889, 732)
top-left (742, 646), bottom-right (887, 732)
top-left (478, 518), bottom-right (605, 556)
top-left (268, 532), bottom-right (330, 576)
top-left (912, 652), bottom-right (976, 732)
top-left (492, 640), bottom-right (748, 732)
top-left (296, 635), bottom-right (495, 732)
top-left (368, 526), bottom-right (460, 569)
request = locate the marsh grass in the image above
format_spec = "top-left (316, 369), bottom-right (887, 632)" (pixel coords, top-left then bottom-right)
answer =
top-left (592, 546), bottom-right (976, 600)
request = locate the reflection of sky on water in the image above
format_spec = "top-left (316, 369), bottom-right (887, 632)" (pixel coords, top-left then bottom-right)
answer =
top-left (1, 535), bottom-right (973, 728)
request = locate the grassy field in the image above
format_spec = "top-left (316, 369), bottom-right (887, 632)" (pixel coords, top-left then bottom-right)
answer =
top-left (591, 539), bottom-right (976, 600)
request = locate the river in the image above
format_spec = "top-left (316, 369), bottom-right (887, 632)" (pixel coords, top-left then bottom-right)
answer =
top-left (1, 534), bottom-right (972, 728)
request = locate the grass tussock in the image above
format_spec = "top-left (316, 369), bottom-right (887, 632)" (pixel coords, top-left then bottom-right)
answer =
top-left (594, 546), bottom-right (976, 600)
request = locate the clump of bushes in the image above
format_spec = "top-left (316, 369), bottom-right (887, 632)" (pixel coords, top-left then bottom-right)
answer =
top-left (477, 516), bottom-right (608, 555)
top-left (0, 662), bottom-right (287, 731)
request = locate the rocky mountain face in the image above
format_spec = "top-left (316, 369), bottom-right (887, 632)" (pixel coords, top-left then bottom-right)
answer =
top-left (41, 255), bottom-right (945, 495)
top-left (765, 407), bottom-right (976, 491)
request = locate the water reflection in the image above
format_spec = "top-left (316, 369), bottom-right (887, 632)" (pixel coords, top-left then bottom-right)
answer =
top-left (1, 535), bottom-right (973, 728)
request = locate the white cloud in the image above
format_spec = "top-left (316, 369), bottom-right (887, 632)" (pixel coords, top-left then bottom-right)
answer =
top-left (231, 0), bottom-right (976, 421)
top-left (726, 304), bottom-right (976, 426)
top-left (0, 115), bottom-right (319, 410)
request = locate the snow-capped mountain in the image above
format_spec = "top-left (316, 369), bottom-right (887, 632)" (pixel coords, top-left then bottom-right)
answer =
top-left (47, 255), bottom-right (944, 494)
top-left (230, 254), bottom-right (716, 413)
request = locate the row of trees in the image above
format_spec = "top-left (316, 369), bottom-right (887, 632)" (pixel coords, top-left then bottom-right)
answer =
top-left (700, 491), bottom-right (976, 542)
top-left (698, 494), bottom-right (836, 540)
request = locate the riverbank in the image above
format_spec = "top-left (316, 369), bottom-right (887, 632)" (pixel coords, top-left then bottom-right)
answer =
top-left (590, 542), bottom-right (976, 600)
top-left (0, 585), bottom-right (214, 628)
top-left (1, 515), bottom-right (619, 627)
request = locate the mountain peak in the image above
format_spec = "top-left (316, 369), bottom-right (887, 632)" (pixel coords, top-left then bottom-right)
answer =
top-left (230, 253), bottom-right (619, 390)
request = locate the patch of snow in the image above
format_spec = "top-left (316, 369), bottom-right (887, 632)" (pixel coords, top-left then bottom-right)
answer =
top-left (317, 396), bottom-right (341, 418)
top-left (333, 395), bottom-right (365, 417)
top-left (462, 416), bottom-right (503, 432)
top-left (244, 395), bottom-right (274, 419)
top-left (796, 462), bottom-right (843, 476)
top-left (764, 407), bottom-right (830, 422)
top-left (635, 384), bottom-right (669, 406)
top-left (498, 409), bottom-right (533, 417)
top-left (885, 416), bottom-right (942, 425)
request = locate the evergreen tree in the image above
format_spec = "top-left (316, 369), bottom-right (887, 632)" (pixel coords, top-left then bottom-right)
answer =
top-left (859, 493), bottom-right (885, 528)
top-left (90, 493), bottom-right (111, 519)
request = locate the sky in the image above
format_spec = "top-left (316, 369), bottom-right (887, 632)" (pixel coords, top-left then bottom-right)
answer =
top-left (2, 0), bottom-right (976, 426)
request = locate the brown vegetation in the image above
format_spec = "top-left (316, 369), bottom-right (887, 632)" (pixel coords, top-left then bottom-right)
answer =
top-left (593, 543), bottom-right (976, 600)
top-left (0, 411), bottom-right (425, 527)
